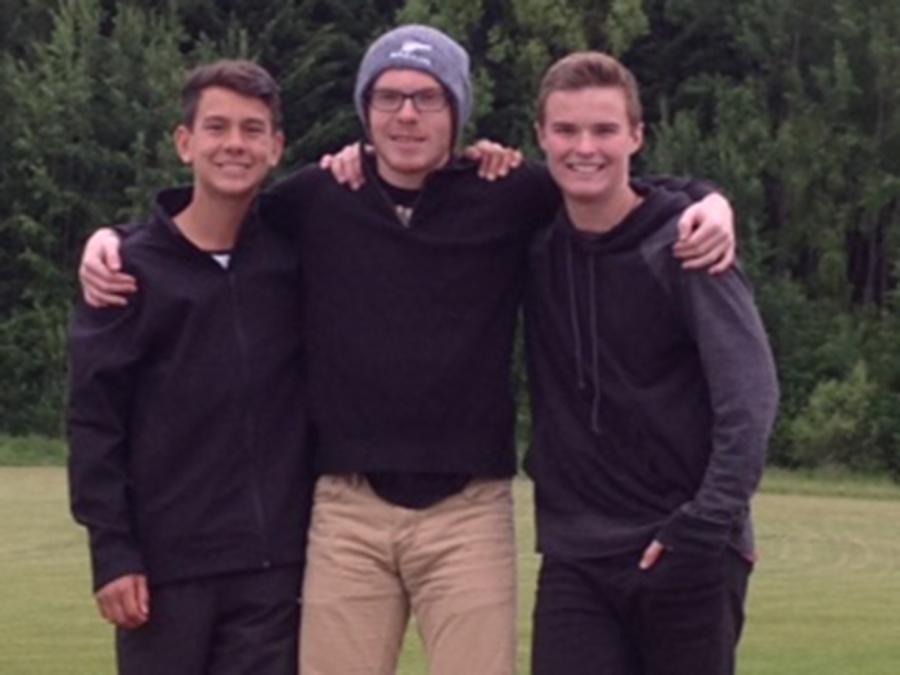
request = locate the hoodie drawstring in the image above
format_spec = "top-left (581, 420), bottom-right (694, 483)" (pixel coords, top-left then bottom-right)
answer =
top-left (566, 239), bottom-right (586, 392)
top-left (588, 252), bottom-right (602, 434)
top-left (566, 239), bottom-right (603, 434)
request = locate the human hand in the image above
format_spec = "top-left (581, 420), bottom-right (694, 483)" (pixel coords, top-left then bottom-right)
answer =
top-left (638, 540), bottom-right (666, 570)
top-left (95, 573), bottom-right (150, 629)
top-left (319, 141), bottom-right (369, 190)
top-left (80, 228), bottom-right (136, 307)
top-left (463, 139), bottom-right (523, 181)
top-left (673, 193), bottom-right (735, 274)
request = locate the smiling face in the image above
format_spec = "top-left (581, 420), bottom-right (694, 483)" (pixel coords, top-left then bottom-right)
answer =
top-left (174, 86), bottom-right (284, 201)
top-left (367, 69), bottom-right (453, 190)
top-left (536, 85), bottom-right (643, 208)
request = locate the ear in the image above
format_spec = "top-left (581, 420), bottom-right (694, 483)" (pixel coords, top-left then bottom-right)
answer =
top-left (535, 120), bottom-right (548, 154)
top-left (269, 130), bottom-right (285, 168)
top-left (629, 122), bottom-right (644, 155)
top-left (173, 125), bottom-right (193, 165)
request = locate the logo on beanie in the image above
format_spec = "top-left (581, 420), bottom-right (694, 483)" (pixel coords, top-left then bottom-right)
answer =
top-left (389, 40), bottom-right (434, 66)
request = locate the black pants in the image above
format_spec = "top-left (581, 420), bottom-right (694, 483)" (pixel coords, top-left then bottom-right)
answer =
top-left (531, 549), bottom-right (751, 675)
top-left (116, 565), bottom-right (303, 675)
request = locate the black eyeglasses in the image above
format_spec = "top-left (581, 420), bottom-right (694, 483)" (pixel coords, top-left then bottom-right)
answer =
top-left (369, 87), bottom-right (449, 113)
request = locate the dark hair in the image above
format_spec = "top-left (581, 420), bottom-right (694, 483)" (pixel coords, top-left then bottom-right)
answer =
top-left (181, 59), bottom-right (282, 130)
top-left (537, 52), bottom-right (642, 127)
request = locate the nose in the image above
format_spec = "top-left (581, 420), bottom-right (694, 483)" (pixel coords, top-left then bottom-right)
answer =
top-left (396, 96), bottom-right (419, 120)
top-left (223, 126), bottom-right (246, 151)
top-left (574, 130), bottom-right (593, 154)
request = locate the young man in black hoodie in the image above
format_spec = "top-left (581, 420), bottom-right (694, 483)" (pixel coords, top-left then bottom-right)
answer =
top-left (67, 60), bottom-right (311, 675)
top-left (76, 26), bottom-right (737, 675)
top-left (525, 52), bottom-right (779, 675)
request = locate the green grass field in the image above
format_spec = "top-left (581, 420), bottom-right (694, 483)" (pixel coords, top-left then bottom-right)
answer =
top-left (2, 468), bottom-right (900, 674)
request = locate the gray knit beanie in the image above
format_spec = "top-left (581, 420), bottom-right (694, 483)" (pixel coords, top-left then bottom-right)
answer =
top-left (354, 24), bottom-right (473, 144)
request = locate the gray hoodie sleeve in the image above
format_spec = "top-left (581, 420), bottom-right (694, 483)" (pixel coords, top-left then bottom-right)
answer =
top-left (655, 262), bottom-right (779, 554)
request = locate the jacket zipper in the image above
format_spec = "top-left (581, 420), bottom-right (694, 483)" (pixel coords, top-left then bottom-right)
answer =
top-left (226, 254), bottom-right (272, 570)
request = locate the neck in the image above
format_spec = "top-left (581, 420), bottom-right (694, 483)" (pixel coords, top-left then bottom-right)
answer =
top-left (173, 187), bottom-right (254, 250)
top-left (565, 186), bottom-right (642, 234)
top-left (375, 153), bottom-right (449, 191)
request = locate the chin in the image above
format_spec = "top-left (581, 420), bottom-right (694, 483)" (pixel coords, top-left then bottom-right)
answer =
top-left (559, 181), bottom-right (608, 201)
top-left (211, 182), bottom-right (259, 200)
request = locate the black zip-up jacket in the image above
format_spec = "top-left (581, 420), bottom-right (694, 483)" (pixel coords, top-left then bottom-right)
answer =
top-left (67, 188), bottom-right (311, 591)
top-left (525, 185), bottom-right (779, 560)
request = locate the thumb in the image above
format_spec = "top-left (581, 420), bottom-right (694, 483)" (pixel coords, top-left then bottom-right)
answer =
top-left (136, 575), bottom-right (150, 618)
top-left (639, 541), bottom-right (665, 570)
top-left (676, 206), bottom-right (698, 241)
top-left (101, 235), bottom-right (123, 273)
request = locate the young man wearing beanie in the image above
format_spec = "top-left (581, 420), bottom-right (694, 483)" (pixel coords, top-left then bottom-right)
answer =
top-left (78, 26), bottom-right (736, 675)
top-left (277, 26), bottom-right (733, 675)
top-left (525, 52), bottom-right (779, 675)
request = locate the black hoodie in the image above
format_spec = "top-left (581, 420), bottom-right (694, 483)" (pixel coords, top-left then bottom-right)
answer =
top-left (67, 188), bottom-right (312, 591)
top-left (524, 185), bottom-right (779, 560)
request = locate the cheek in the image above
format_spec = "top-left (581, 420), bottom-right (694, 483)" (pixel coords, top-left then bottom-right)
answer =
top-left (545, 154), bottom-right (569, 183)
top-left (367, 117), bottom-right (391, 146)
top-left (544, 139), bottom-right (569, 164)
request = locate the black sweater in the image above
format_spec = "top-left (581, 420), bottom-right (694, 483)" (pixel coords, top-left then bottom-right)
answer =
top-left (525, 185), bottom-right (779, 560)
top-left (268, 159), bottom-right (716, 480)
top-left (67, 188), bottom-right (312, 590)
top-left (269, 156), bottom-right (560, 477)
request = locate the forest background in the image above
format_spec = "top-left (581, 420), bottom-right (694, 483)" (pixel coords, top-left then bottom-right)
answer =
top-left (1, 0), bottom-right (899, 477)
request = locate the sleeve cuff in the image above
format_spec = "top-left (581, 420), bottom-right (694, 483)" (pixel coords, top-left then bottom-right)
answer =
top-left (88, 529), bottom-right (145, 591)
top-left (655, 509), bottom-right (731, 555)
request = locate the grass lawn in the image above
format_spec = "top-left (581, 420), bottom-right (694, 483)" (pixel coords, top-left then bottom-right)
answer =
top-left (2, 468), bottom-right (900, 674)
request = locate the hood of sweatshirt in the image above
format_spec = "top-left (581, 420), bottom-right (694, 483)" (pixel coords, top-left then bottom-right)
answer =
top-left (552, 184), bottom-right (692, 254)
top-left (145, 186), bottom-right (268, 260)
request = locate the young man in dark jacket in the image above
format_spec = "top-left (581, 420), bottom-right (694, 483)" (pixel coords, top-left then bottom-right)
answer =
top-left (77, 26), bottom-right (737, 675)
top-left (67, 60), bottom-right (311, 675)
top-left (526, 52), bottom-right (780, 675)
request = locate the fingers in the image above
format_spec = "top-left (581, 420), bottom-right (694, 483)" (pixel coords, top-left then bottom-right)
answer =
top-left (322, 142), bottom-right (365, 190)
top-left (95, 575), bottom-right (150, 629)
top-left (678, 247), bottom-right (727, 272)
top-left (639, 540), bottom-right (666, 570)
top-left (79, 262), bottom-right (136, 308)
top-left (675, 193), bottom-right (737, 273)
top-left (674, 226), bottom-right (731, 272)
top-left (79, 229), bottom-right (136, 307)
top-left (673, 222), bottom-right (725, 258)
top-left (709, 245), bottom-right (736, 274)
top-left (318, 153), bottom-right (335, 170)
top-left (465, 140), bottom-right (523, 181)
top-left (673, 203), bottom-right (735, 274)
top-left (135, 575), bottom-right (150, 618)
top-left (675, 205), bottom-right (700, 243)
top-left (101, 232), bottom-right (123, 273)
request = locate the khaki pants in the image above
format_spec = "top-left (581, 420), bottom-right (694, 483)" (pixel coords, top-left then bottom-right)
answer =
top-left (300, 475), bottom-right (517, 675)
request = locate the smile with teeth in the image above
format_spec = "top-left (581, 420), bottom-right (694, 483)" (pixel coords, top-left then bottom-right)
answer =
top-left (565, 161), bottom-right (606, 173)
top-left (390, 134), bottom-right (425, 144)
top-left (217, 162), bottom-right (252, 172)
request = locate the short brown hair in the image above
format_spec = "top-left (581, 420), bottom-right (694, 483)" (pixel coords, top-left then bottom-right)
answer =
top-left (181, 59), bottom-right (282, 130)
top-left (537, 52), bottom-right (642, 127)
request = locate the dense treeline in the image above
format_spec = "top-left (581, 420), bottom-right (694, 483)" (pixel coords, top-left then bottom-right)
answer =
top-left (1, 0), bottom-right (898, 476)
